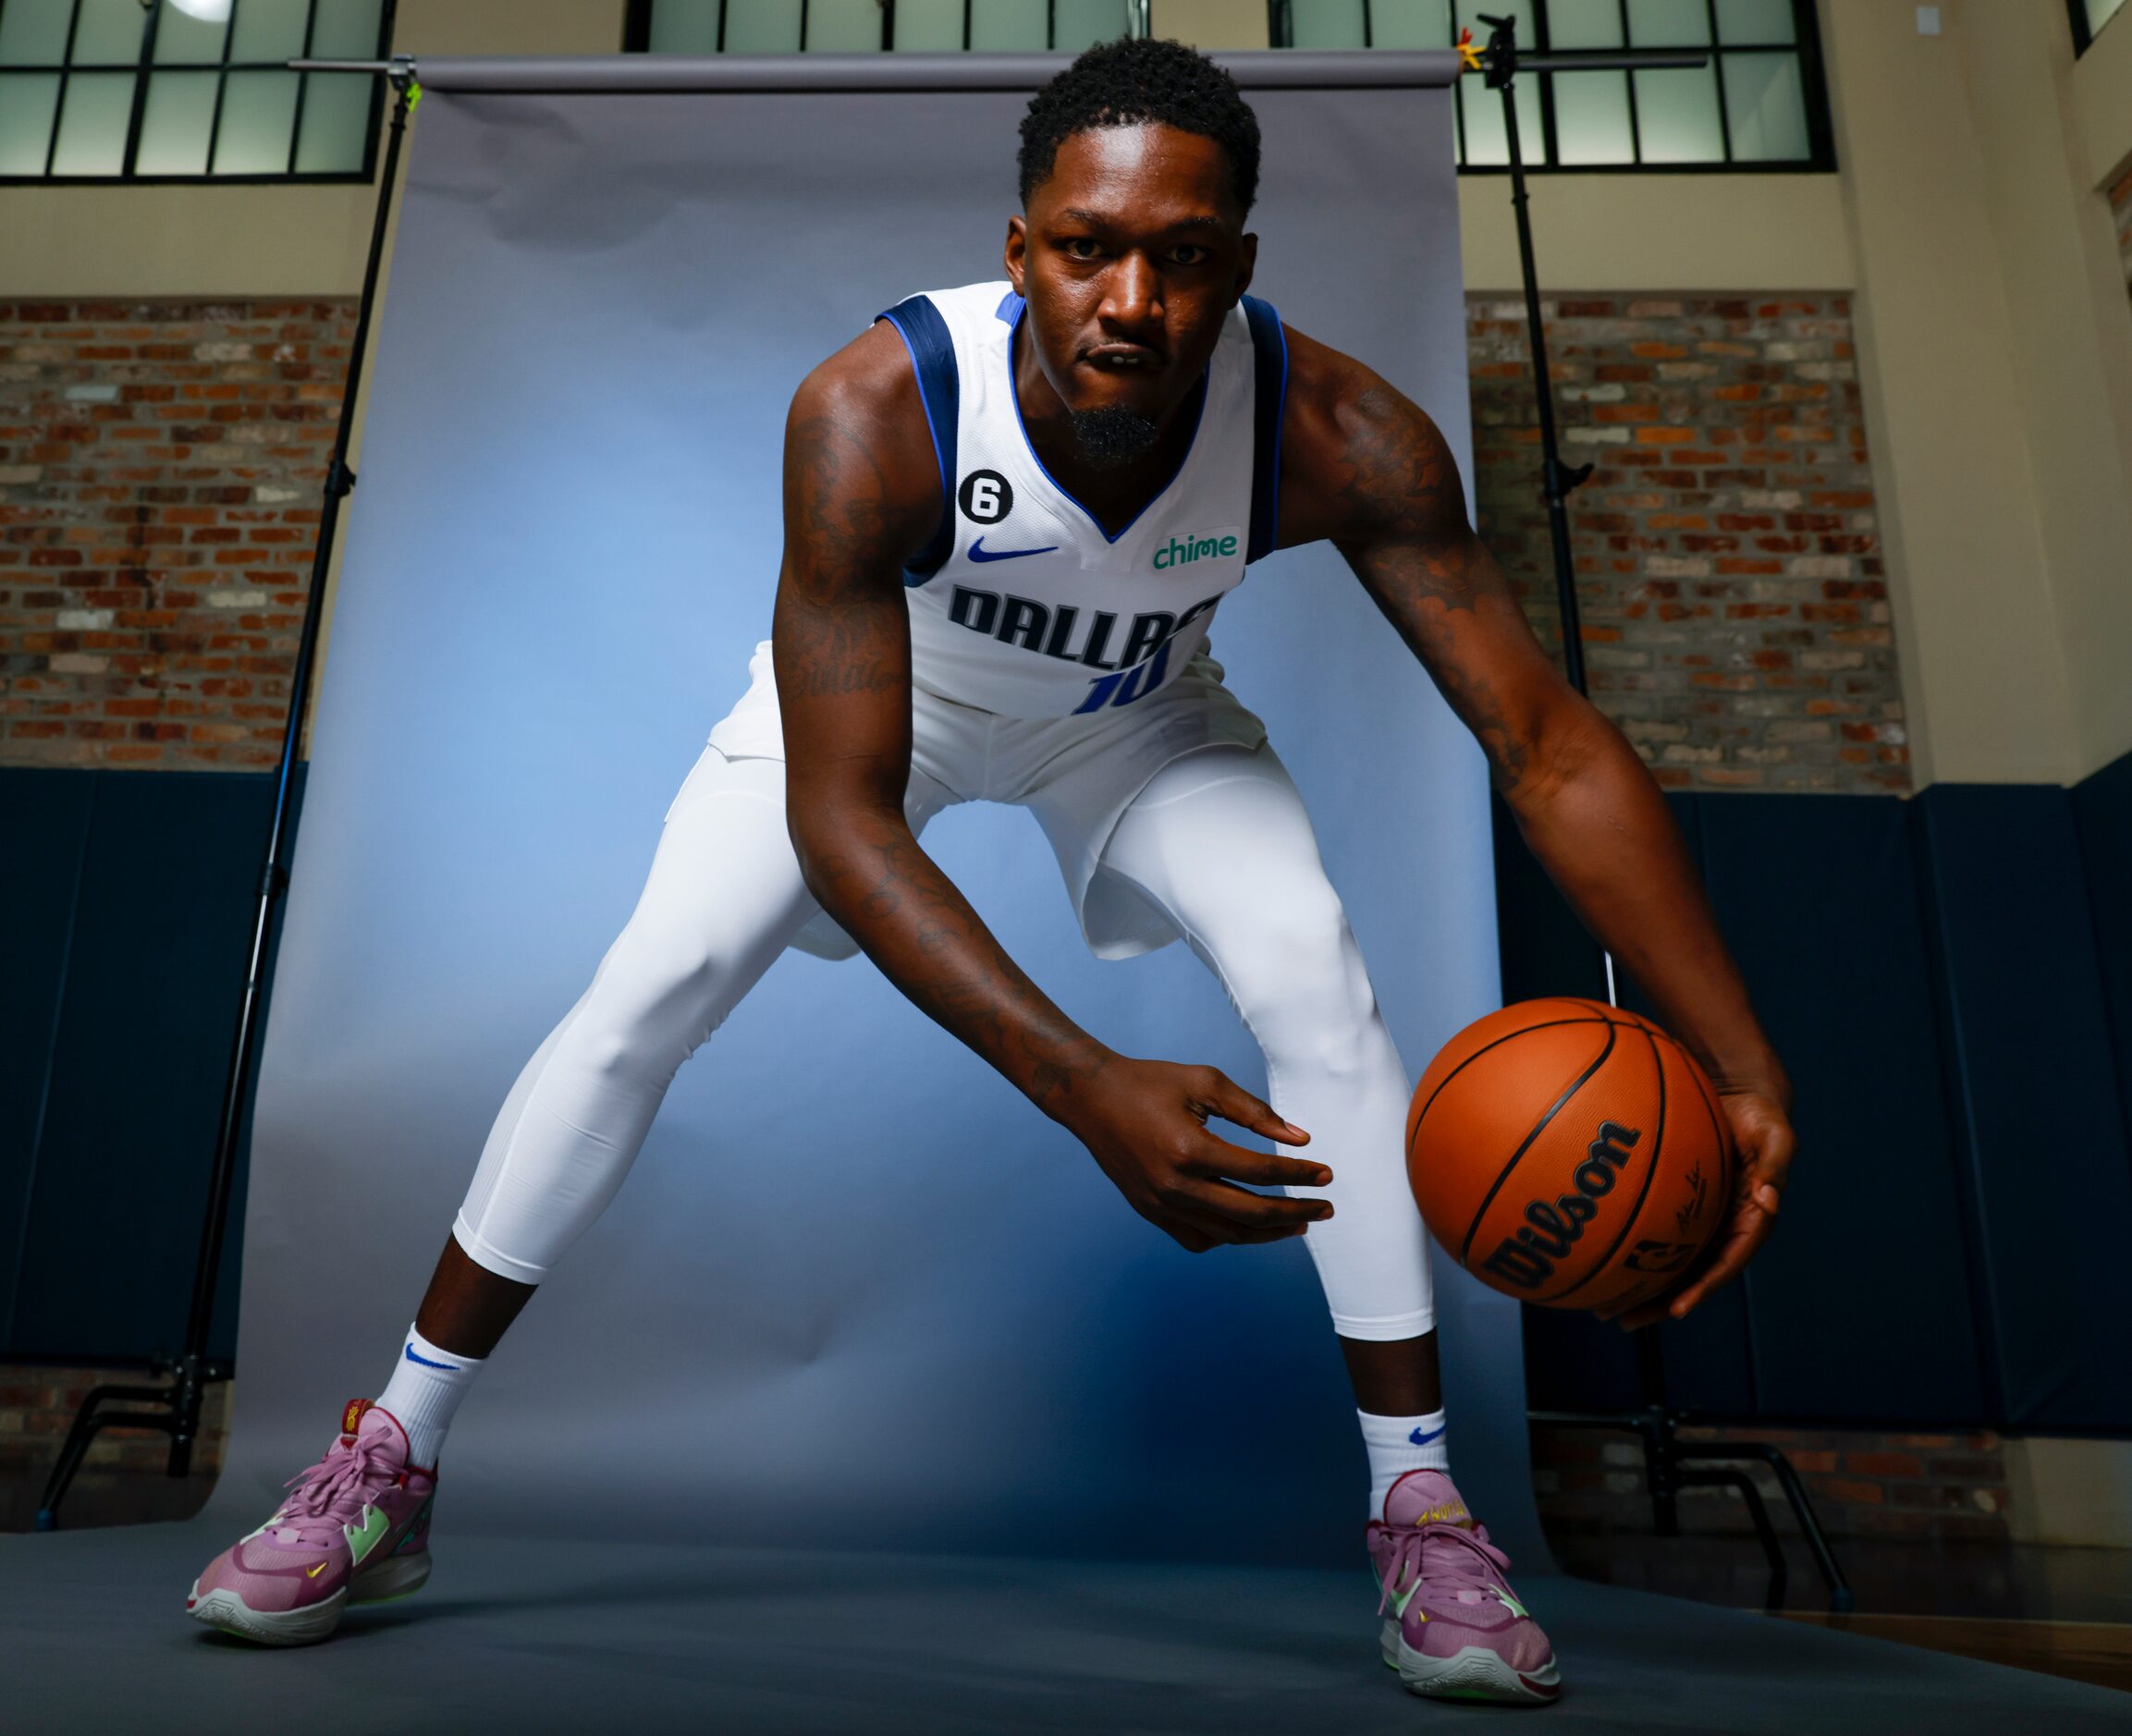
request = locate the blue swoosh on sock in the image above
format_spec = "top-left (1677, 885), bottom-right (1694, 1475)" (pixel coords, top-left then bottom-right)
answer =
top-left (404, 1346), bottom-right (459, 1371)
top-left (1408, 1424), bottom-right (1446, 1447)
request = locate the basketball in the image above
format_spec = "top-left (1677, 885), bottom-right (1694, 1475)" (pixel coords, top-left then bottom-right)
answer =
top-left (1405, 998), bottom-right (1735, 1314)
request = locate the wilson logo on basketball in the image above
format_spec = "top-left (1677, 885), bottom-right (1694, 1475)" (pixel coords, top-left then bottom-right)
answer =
top-left (1479, 1120), bottom-right (1642, 1291)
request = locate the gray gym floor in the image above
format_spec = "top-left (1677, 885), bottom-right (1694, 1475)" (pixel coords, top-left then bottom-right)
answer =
top-left (5, 1521), bottom-right (2128, 1733)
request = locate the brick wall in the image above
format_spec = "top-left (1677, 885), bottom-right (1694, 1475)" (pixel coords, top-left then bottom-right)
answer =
top-left (0, 300), bottom-right (352, 770)
top-left (1467, 292), bottom-right (1907, 793)
top-left (1532, 1421), bottom-right (2010, 1546)
top-left (2113, 163), bottom-right (2132, 297)
top-left (2, 295), bottom-right (1905, 791)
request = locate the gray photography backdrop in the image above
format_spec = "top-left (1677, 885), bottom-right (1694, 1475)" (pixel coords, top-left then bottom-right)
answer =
top-left (220, 53), bottom-right (1545, 1570)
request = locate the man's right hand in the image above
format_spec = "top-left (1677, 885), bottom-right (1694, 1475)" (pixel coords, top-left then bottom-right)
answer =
top-left (1057, 1056), bottom-right (1334, 1252)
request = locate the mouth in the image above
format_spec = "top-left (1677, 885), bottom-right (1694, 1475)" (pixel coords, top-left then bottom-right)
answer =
top-left (1082, 342), bottom-right (1165, 374)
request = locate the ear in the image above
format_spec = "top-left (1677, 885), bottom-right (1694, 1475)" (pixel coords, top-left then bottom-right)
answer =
top-left (1231, 230), bottom-right (1257, 307)
top-left (1004, 215), bottom-right (1027, 297)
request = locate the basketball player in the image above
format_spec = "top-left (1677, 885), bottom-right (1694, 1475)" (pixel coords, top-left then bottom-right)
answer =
top-left (188, 39), bottom-right (1796, 1705)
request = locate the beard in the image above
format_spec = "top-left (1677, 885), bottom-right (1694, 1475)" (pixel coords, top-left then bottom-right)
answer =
top-left (1068, 404), bottom-right (1164, 470)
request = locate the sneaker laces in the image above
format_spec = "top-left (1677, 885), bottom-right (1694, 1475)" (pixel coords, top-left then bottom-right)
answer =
top-left (268, 1435), bottom-right (398, 1547)
top-left (1374, 1519), bottom-right (1513, 1617)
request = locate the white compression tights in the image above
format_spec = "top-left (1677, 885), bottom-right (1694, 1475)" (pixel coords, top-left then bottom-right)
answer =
top-left (452, 744), bottom-right (1433, 1340)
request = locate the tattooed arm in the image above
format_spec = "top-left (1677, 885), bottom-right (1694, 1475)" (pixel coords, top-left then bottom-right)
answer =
top-left (773, 323), bottom-right (1331, 1252)
top-left (1278, 327), bottom-right (1795, 1325)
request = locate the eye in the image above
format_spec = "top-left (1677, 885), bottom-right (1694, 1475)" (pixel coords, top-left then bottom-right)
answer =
top-left (1172, 245), bottom-right (1209, 266)
top-left (1063, 237), bottom-right (1103, 260)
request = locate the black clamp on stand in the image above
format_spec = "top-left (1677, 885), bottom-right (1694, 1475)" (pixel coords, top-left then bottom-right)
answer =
top-left (35, 60), bottom-right (419, 1532)
top-left (1470, 14), bottom-right (1851, 1614)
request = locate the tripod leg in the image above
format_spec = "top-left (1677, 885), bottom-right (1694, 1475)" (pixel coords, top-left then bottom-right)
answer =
top-left (35, 1383), bottom-right (180, 1531)
top-left (1749, 1446), bottom-right (1855, 1612)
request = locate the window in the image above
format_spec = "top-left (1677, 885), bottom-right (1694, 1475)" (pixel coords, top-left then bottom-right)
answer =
top-left (623, 0), bottom-right (1141, 55)
top-left (0, 0), bottom-right (395, 183)
top-left (1271, 0), bottom-right (1832, 171)
top-left (2071, 0), bottom-right (2126, 55)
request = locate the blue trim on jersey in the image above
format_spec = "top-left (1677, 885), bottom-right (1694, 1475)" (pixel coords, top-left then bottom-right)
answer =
top-left (1005, 298), bottom-right (1208, 547)
top-left (1242, 295), bottom-right (1287, 563)
top-left (996, 288), bottom-right (1023, 324)
top-left (876, 297), bottom-right (960, 586)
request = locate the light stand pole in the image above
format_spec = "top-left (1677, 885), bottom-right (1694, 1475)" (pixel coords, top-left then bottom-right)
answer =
top-left (35, 59), bottom-right (421, 1531)
top-left (1470, 12), bottom-right (1851, 1612)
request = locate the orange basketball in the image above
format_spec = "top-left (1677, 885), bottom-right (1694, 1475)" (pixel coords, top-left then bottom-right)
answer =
top-left (1404, 997), bottom-right (1735, 1314)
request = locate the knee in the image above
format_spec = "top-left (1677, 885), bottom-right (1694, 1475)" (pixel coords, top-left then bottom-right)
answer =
top-left (570, 933), bottom-right (739, 1074)
top-left (1219, 887), bottom-right (1386, 1076)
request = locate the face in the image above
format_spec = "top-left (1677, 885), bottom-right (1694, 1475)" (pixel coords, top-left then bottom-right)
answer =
top-left (1006, 123), bottom-right (1256, 432)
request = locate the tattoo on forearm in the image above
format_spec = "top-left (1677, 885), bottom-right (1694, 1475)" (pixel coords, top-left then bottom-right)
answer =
top-left (1329, 384), bottom-right (1538, 795)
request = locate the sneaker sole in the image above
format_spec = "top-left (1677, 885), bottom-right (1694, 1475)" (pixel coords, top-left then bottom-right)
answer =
top-left (186, 1552), bottom-right (431, 1647)
top-left (1381, 1620), bottom-right (1562, 1705)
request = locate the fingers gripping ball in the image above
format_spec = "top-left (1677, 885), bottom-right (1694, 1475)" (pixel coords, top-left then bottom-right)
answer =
top-left (1404, 998), bottom-right (1735, 1314)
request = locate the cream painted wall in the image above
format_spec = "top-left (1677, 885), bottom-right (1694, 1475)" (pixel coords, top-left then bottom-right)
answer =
top-left (1956, 3), bottom-right (2132, 781)
top-left (1822, 2), bottom-right (2080, 785)
top-left (3, 0), bottom-right (2126, 781)
top-left (2006, 1436), bottom-right (2132, 1548)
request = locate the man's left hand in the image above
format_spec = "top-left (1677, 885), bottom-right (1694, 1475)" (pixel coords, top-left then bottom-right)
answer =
top-left (1596, 1084), bottom-right (1795, 1331)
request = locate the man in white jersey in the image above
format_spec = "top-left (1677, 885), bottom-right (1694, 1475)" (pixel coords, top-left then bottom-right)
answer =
top-left (188, 39), bottom-right (1797, 1705)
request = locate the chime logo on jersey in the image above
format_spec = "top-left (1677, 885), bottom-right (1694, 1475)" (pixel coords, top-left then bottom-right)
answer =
top-left (1153, 526), bottom-right (1243, 571)
top-left (945, 583), bottom-right (1224, 711)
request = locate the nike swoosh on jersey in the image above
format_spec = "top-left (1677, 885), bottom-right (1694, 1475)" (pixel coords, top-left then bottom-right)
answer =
top-left (967, 536), bottom-right (1060, 563)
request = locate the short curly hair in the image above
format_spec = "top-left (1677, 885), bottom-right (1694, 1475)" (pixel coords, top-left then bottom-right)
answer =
top-left (1017, 36), bottom-right (1261, 218)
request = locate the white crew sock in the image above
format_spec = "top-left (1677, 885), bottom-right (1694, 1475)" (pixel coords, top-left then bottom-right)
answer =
top-left (1359, 1407), bottom-right (1450, 1519)
top-left (374, 1325), bottom-right (484, 1469)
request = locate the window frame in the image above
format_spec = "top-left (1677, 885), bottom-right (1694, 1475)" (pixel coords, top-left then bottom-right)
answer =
top-left (0, 0), bottom-right (398, 186)
top-left (1268, 0), bottom-right (1835, 175)
top-left (2068, 0), bottom-right (2126, 56)
top-left (621, 2), bottom-right (1146, 55)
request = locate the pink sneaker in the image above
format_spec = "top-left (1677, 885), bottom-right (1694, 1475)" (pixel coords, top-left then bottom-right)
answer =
top-left (186, 1400), bottom-right (436, 1646)
top-left (1366, 1469), bottom-right (1562, 1705)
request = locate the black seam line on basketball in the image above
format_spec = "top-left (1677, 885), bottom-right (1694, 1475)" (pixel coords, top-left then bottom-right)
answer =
top-left (1409, 1018), bottom-right (1614, 1142)
top-left (1456, 1021), bottom-right (1619, 1269)
top-left (1547, 1022), bottom-right (1673, 1305)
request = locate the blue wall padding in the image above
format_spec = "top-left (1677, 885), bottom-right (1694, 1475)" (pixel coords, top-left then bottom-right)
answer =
top-left (0, 772), bottom-right (96, 1341)
top-left (1912, 782), bottom-right (2132, 1431)
top-left (2072, 746), bottom-right (2132, 1155)
top-left (0, 768), bottom-right (298, 1364)
top-left (1695, 794), bottom-right (1985, 1423)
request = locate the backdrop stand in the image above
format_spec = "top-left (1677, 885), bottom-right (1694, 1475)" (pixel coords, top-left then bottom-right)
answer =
top-left (34, 59), bottom-right (420, 1532)
top-left (1470, 11), bottom-right (1852, 1614)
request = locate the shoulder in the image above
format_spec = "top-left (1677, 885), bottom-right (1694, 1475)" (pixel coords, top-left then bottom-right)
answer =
top-left (783, 315), bottom-right (944, 550)
top-left (1271, 324), bottom-right (1468, 547)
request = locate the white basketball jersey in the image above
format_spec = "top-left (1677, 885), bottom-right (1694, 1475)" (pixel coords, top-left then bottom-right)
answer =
top-left (876, 280), bottom-right (1288, 719)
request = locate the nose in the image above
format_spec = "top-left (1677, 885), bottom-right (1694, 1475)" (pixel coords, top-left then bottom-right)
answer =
top-left (1098, 250), bottom-right (1164, 336)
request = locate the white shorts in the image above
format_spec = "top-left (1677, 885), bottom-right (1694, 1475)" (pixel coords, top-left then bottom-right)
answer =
top-left (697, 640), bottom-right (1268, 962)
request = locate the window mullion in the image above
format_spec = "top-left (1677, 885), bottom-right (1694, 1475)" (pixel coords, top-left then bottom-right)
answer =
top-left (204, 0), bottom-right (237, 177)
top-left (1704, 0), bottom-right (1734, 164)
top-left (120, 0), bottom-right (158, 177)
top-left (1618, 0), bottom-right (1642, 165)
top-left (287, 0), bottom-right (315, 175)
top-left (43, 0), bottom-right (83, 175)
top-left (1534, 0), bottom-right (1560, 171)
